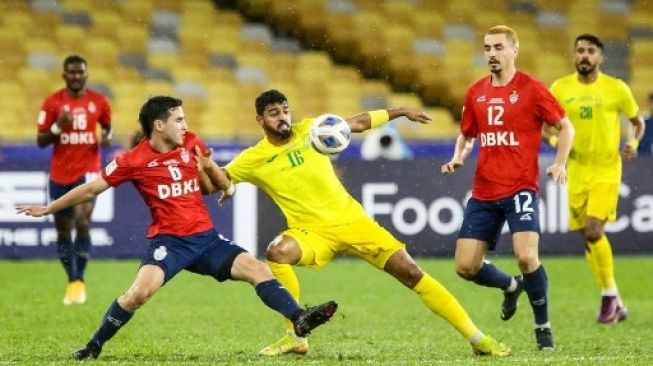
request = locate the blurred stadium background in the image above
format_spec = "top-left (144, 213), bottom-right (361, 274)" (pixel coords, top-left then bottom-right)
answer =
top-left (0, 0), bottom-right (651, 259)
top-left (0, 0), bottom-right (651, 144)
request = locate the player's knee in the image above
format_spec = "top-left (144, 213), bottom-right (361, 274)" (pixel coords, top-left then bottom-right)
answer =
top-left (266, 242), bottom-right (294, 263)
top-left (515, 253), bottom-right (538, 273)
top-left (455, 263), bottom-right (479, 280)
top-left (121, 288), bottom-right (155, 310)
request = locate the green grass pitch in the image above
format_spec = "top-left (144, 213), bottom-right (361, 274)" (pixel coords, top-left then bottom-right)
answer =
top-left (0, 256), bottom-right (651, 365)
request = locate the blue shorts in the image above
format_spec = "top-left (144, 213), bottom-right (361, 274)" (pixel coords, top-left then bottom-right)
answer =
top-left (141, 229), bottom-right (247, 284)
top-left (458, 189), bottom-right (540, 250)
top-left (49, 175), bottom-right (96, 219)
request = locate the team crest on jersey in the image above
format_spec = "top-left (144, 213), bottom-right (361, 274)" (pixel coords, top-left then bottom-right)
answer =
top-left (147, 160), bottom-right (158, 168)
top-left (180, 148), bottom-right (190, 164)
top-left (88, 101), bottom-right (96, 113)
top-left (509, 91), bottom-right (519, 104)
top-left (153, 246), bottom-right (167, 261)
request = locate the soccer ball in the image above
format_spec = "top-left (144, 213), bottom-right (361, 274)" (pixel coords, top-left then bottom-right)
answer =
top-left (309, 114), bottom-right (352, 155)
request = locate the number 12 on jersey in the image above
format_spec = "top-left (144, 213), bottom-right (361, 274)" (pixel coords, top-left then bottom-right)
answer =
top-left (487, 106), bottom-right (504, 125)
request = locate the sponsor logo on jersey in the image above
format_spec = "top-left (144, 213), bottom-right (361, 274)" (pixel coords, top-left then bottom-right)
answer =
top-left (509, 91), bottom-right (519, 104)
top-left (520, 213), bottom-right (532, 221)
top-left (147, 160), bottom-right (158, 168)
top-left (489, 97), bottom-right (504, 104)
top-left (157, 178), bottom-right (200, 199)
top-left (479, 131), bottom-right (519, 147)
top-left (476, 95), bottom-right (487, 103)
top-left (163, 159), bottom-right (179, 166)
top-left (153, 245), bottom-right (167, 260)
top-left (180, 149), bottom-right (190, 164)
top-left (59, 132), bottom-right (96, 145)
top-left (266, 154), bottom-right (279, 163)
top-left (105, 159), bottom-right (118, 176)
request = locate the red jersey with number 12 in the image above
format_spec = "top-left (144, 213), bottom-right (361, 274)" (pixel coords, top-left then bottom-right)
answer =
top-left (38, 88), bottom-right (111, 184)
top-left (101, 132), bottom-right (213, 237)
top-left (461, 71), bottom-right (564, 200)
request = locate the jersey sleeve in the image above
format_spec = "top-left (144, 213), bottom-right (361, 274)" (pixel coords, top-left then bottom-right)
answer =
top-left (98, 95), bottom-right (112, 127)
top-left (37, 97), bottom-right (58, 132)
top-left (101, 154), bottom-right (133, 187)
top-left (534, 81), bottom-right (565, 126)
top-left (225, 149), bottom-right (254, 184)
top-left (617, 80), bottom-right (639, 119)
top-left (460, 88), bottom-right (478, 137)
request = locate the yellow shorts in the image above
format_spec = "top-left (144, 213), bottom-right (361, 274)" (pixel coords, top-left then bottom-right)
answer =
top-left (283, 217), bottom-right (405, 269)
top-left (568, 181), bottom-right (619, 230)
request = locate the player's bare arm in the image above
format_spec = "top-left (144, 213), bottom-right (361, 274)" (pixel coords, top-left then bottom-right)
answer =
top-left (622, 115), bottom-right (645, 162)
top-left (193, 146), bottom-right (235, 205)
top-left (545, 117), bottom-right (574, 185)
top-left (36, 110), bottom-right (74, 147)
top-left (346, 107), bottom-right (431, 133)
top-left (16, 176), bottom-right (110, 217)
top-left (441, 134), bottom-right (475, 175)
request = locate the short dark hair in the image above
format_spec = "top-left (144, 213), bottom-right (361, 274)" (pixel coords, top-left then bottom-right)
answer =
top-left (63, 55), bottom-right (87, 70)
top-left (575, 34), bottom-right (604, 50)
top-left (138, 96), bottom-right (183, 139)
top-left (255, 89), bottom-right (287, 116)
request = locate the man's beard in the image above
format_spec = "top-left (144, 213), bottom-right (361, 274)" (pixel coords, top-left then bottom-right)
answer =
top-left (264, 122), bottom-right (291, 140)
top-left (576, 62), bottom-right (595, 76)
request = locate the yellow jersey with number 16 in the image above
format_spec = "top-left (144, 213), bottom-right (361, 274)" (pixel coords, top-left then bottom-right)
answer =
top-left (225, 118), bottom-right (368, 228)
top-left (550, 72), bottom-right (639, 177)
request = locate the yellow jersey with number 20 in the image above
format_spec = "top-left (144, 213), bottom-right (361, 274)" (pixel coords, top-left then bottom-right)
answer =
top-left (225, 118), bottom-right (368, 228)
top-left (550, 72), bottom-right (639, 181)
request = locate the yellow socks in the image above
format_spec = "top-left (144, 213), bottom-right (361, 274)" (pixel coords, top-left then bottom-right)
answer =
top-left (586, 235), bottom-right (617, 295)
top-left (267, 261), bottom-right (301, 331)
top-left (413, 274), bottom-right (479, 340)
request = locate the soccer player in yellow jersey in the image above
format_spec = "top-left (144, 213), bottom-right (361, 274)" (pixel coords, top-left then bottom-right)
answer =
top-left (550, 34), bottom-right (645, 323)
top-left (197, 89), bottom-right (511, 357)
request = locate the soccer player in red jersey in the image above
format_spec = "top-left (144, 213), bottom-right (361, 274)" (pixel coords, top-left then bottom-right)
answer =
top-left (441, 26), bottom-right (574, 351)
top-left (17, 96), bottom-right (337, 360)
top-left (36, 55), bottom-right (112, 306)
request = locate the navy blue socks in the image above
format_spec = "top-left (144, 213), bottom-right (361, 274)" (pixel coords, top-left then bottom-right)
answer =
top-left (255, 279), bottom-right (303, 320)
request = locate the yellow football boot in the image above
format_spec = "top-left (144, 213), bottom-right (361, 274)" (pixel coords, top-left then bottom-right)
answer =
top-left (259, 331), bottom-right (309, 357)
top-left (472, 335), bottom-right (511, 357)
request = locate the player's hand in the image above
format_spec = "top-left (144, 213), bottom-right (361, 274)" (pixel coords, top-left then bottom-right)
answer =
top-left (56, 110), bottom-right (74, 128)
top-left (441, 159), bottom-right (464, 175)
top-left (193, 145), bottom-right (213, 171)
top-left (546, 163), bottom-right (566, 185)
top-left (217, 185), bottom-right (235, 206)
top-left (621, 143), bottom-right (637, 162)
top-left (402, 107), bottom-right (432, 124)
top-left (15, 205), bottom-right (49, 217)
top-left (100, 129), bottom-right (112, 149)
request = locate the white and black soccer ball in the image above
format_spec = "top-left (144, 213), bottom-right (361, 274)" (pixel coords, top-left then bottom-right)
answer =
top-left (309, 114), bottom-right (352, 155)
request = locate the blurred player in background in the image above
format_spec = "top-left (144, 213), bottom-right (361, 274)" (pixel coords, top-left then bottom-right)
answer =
top-left (18, 96), bottom-right (337, 360)
top-left (198, 89), bottom-right (511, 358)
top-left (636, 92), bottom-right (653, 156)
top-left (36, 55), bottom-right (112, 305)
top-left (549, 34), bottom-right (645, 324)
top-left (441, 26), bottom-right (574, 351)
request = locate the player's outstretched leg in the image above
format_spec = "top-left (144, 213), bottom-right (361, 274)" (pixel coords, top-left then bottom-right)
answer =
top-left (501, 275), bottom-right (524, 321)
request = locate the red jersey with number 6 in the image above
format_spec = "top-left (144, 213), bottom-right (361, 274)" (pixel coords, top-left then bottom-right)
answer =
top-left (38, 88), bottom-right (112, 184)
top-left (101, 131), bottom-right (213, 237)
top-left (461, 71), bottom-right (564, 200)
